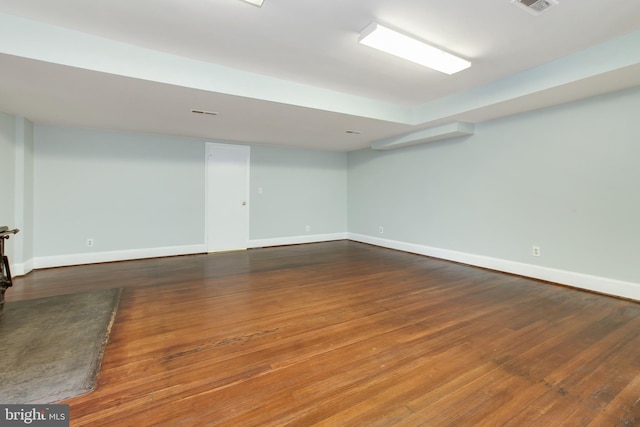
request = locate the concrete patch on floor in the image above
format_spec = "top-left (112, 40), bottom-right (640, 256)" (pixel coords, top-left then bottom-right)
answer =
top-left (0, 288), bottom-right (121, 403)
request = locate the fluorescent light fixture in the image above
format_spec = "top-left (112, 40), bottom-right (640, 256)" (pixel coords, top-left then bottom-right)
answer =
top-left (358, 22), bottom-right (471, 75)
top-left (240, 0), bottom-right (264, 6)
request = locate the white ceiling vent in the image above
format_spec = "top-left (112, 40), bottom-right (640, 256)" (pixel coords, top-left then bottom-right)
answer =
top-left (511, 0), bottom-right (559, 16)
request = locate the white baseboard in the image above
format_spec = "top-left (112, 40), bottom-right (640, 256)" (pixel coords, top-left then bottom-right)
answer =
top-left (348, 233), bottom-right (640, 302)
top-left (249, 232), bottom-right (348, 249)
top-left (32, 244), bottom-right (206, 270)
top-left (18, 234), bottom-right (639, 302)
top-left (20, 233), bottom-right (348, 273)
top-left (11, 258), bottom-right (34, 277)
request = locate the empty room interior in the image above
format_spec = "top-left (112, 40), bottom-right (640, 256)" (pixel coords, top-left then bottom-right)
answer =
top-left (1, 0), bottom-right (640, 425)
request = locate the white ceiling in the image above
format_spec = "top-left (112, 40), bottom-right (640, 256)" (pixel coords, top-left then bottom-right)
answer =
top-left (0, 0), bottom-right (639, 151)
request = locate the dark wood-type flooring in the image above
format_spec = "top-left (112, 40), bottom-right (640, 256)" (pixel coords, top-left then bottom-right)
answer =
top-left (9, 241), bottom-right (640, 426)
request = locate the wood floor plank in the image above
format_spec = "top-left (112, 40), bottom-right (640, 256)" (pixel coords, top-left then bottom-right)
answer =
top-left (8, 240), bottom-right (640, 426)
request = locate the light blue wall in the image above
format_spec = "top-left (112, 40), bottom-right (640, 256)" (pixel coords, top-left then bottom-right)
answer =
top-left (0, 113), bottom-right (16, 240)
top-left (0, 114), bottom-right (34, 272)
top-left (32, 125), bottom-right (348, 258)
top-left (250, 144), bottom-right (347, 239)
top-left (348, 87), bottom-right (640, 284)
top-left (33, 125), bottom-right (206, 256)
top-left (13, 117), bottom-right (35, 269)
top-left (20, 118), bottom-right (34, 264)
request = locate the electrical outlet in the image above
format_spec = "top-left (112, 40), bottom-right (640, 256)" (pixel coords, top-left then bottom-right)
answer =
top-left (532, 246), bottom-right (540, 257)
top-left (87, 238), bottom-right (94, 247)
top-left (305, 225), bottom-right (311, 232)
top-left (379, 226), bottom-right (384, 234)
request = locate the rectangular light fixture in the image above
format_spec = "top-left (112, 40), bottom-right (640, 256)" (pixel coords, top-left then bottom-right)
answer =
top-left (358, 22), bottom-right (471, 75)
top-left (240, 0), bottom-right (264, 6)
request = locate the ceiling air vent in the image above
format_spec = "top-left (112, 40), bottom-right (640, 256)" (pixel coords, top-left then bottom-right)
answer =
top-left (191, 109), bottom-right (218, 116)
top-left (511, 0), bottom-right (558, 16)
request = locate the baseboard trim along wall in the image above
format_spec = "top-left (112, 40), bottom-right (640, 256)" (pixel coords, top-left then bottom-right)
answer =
top-left (17, 234), bottom-right (348, 274)
top-left (12, 259), bottom-right (35, 277)
top-left (249, 233), bottom-right (348, 249)
top-left (31, 244), bottom-right (207, 271)
top-left (16, 234), bottom-right (639, 302)
top-left (348, 233), bottom-right (640, 302)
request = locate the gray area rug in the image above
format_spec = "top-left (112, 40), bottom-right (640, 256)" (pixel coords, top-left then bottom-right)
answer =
top-left (0, 288), bottom-right (121, 403)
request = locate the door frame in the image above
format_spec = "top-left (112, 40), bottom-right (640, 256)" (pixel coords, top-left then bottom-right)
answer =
top-left (204, 142), bottom-right (251, 252)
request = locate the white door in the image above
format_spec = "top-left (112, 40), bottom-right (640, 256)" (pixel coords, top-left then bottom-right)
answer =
top-left (206, 143), bottom-right (250, 252)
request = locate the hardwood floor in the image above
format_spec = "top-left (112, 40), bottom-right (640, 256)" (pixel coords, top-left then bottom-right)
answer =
top-left (9, 241), bottom-right (640, 426)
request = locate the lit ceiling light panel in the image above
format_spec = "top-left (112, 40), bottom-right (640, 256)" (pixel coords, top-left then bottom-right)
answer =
top-left (359, 22), bottom-right (471, 75)
top-left (240, 0), bottom-right (264, 6)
